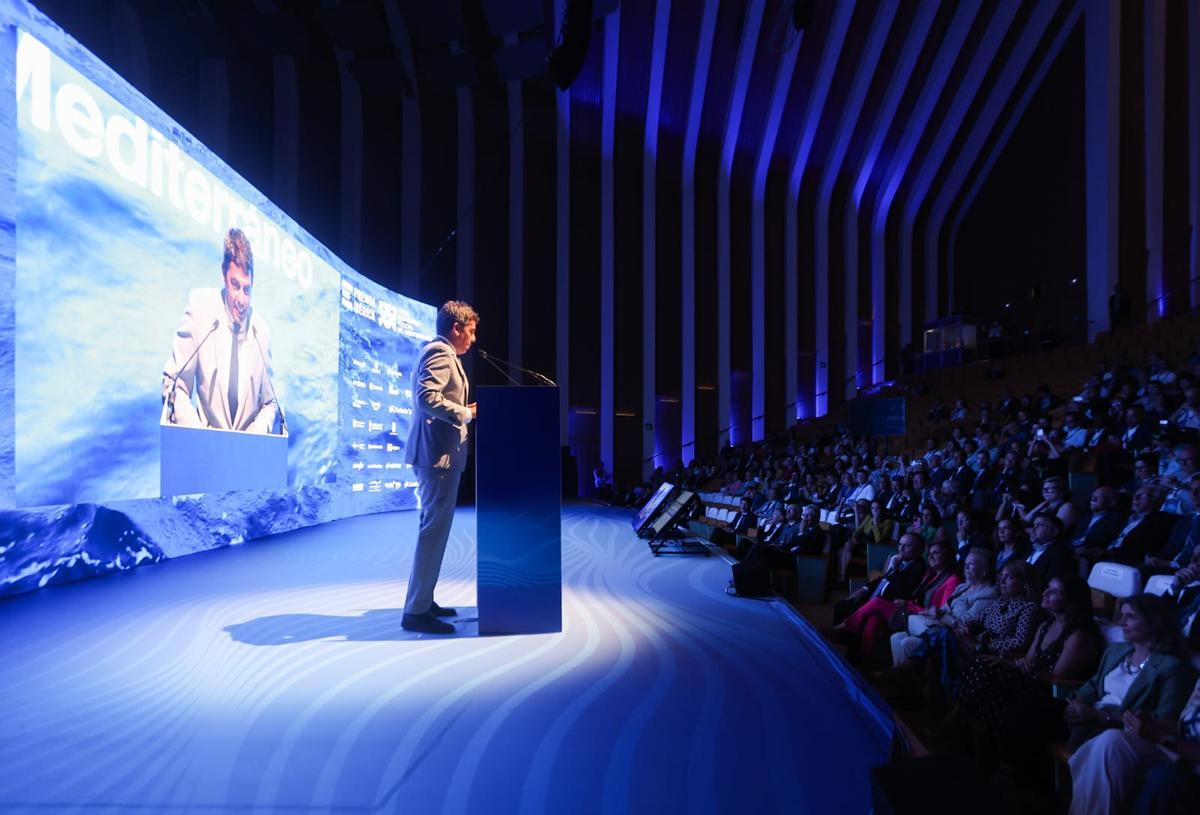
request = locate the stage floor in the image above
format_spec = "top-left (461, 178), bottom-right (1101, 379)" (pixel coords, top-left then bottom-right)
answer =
top-left (0, 503), bottom-right (893, 814)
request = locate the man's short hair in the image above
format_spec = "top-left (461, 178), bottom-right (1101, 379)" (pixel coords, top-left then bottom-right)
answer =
top-left (1034, 511), bottom-right (1064, 533)
top-left (222, 228), bottom-right (254, 278)
top-left (437, 300), bottom-right (480, 337)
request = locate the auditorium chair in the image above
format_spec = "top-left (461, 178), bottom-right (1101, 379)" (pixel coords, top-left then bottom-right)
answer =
top-left (1085, 560), bottom-right (1141, 643)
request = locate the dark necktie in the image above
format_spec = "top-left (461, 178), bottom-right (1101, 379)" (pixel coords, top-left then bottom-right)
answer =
top-left (229, 322), bottom-right (240, 425)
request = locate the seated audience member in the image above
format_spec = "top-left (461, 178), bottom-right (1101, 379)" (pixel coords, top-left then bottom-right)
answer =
top-left (1061, 412), bottom-right (1091, 449)
top-left (1068, 677), bottom-right (1200, 815)
top-left (829, 470), bottom-right (854, 511)
top-left (780, 504), bottom-right (828, 557)
top-left (891, 547), bottom-right (999, 667)
top-left (594, 461), bottom-right (614, 501)
top-left (729, 497), bottom-right (756, 536)
top-left (958, 576), bottom-right (1102, 742)
top-left (1070, 485), bottom-right (1127, 552)
top-left (833, 533), bottom-right (928, 625)
top-left (1084, 485), bottom-right (1177, 566)
top-left (1164, 545), bottom-right (1200, 653)
top-left (926, 453), bottom-right (949, 489)
top-left (912, 504), bottom-right (947, 548)
top-left (884, 474), bottom-right (909, 512)
top-left (750, 506), bottom-right (787, 555)
top-left (993, 517), bottom-right (1029, 573)
top-left (1162, 445), bottom-right (1199, 516)
top-left (1011, 476), bottom-right (1081, 533)
top-left (1122, 404), bottom-right (1156, 456)
top-left (918, 559), bottom-right (1041, 698)
top-left (933, 478), bottom-right (964, 522)
top-left (1061, 595), bottom-right (1194, 749)
top-left (1036, 383), bottom-right (1063, 415)
top-left (840, 500), bottom-right (894, 584)
top-left (1026, 512), bottom-right (1076, 589)
top-left (1171, 386), bottom-right (1200, 431)
top-left (834, 539), bottom-right (959, 666)
top-left (966, 451), bottom-right (1000, 512)
top-left (1124, 454), bottom-right (1160, 495)
top-left (847, 468), bottom-right (876, 505)
top-left (951, 509), bottom-right (989, 565)
top-left (1147, 476), bottom-right (1200, 571)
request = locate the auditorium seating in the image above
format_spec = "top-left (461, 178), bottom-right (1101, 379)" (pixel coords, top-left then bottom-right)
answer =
top-left (629, 304), bottom-right (1200, 812)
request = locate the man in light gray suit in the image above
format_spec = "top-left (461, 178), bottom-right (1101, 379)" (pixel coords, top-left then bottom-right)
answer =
top-left (402, 301), bottom-right (478, 634)
top-left (161, 228), bottom-right (279, 434)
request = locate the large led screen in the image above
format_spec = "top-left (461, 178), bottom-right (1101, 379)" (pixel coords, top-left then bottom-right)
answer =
top-left (0, 6), bottom-right (435, 598)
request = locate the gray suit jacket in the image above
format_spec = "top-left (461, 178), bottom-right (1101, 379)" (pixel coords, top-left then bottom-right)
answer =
top-left (161, 288), bottom-right (278, 433)
top-left (406, 336), bottom-right (472, 471)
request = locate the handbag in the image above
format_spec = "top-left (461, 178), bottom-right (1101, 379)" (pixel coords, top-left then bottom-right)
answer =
top-left (888, 603), bottom-right (910, 633)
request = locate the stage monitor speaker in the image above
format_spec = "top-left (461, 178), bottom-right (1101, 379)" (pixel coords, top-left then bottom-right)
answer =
top-left (632, 482), bottom-right (676, 537)
top-left (645, 489), bottom-right (697, 538)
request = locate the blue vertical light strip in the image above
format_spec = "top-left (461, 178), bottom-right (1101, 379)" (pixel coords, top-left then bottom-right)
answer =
top-left (644, 0), bottom-right (671, 472)
top-left (1144, 0), bottom-right (1165, 319)
top-left (718, 0), bottom-right (764, 446)
top-left (813, 1), bottom-right (897, 403)
top-left (932, 1), bottom-right (1069, 316)
top-left (600, 9), bottom-right (619, 477)
top-left (555, 5), bottom-right (571, 448)
top-left (507, 33), bottom-right (525, 369)
top-left (785, 0), bottom-right (856, 418)
top-left (751, 26), bottom-right (801, 432)
top-left (680, 1), bottom-right (719, 462)
top-left (1084, 0), bottom-right (1121, 340)
top-left (0, 22), bottom-right (13, 509)
top-left (869, 1), bottom-right (980, 354)
top-left (455, 42), bottom-right (475, 307)
top-left (899, 2), bottom-right (1020, 327)
top-left (850, 2), bottom-right (939, 386)
top-left (1191, 0), bottom-right (1200, 309)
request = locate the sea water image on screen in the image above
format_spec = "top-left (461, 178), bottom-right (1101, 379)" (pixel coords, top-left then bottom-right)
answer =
top-left (0, 23), bottom-right (433, 599)
top-left (13, 30), bottom-right (340, 507)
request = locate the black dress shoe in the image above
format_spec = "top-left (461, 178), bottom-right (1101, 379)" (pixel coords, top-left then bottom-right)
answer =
top-left (430, 602), bottom-right (457, 618)
top-left (401, 612), bottom-right (455, 634)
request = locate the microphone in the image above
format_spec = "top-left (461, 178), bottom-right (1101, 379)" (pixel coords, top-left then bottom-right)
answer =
top-left (166, 318), bottom-right (220, 424)
top-left (252, 324), bottom-right (287, 435)
top-left (475, 349), bottom-right (521, 387)
top-left (476, 349), bottom-right (557, 387)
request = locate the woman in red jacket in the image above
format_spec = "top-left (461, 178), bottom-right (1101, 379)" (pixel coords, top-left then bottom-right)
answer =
top-left (836, 539), bottom-right (960, 666)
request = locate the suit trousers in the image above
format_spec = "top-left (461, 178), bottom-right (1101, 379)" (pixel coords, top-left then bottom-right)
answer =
top-left (404, 466), bottom-right (462, 615)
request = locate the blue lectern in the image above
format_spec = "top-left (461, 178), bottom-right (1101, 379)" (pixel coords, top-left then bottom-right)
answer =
top-left (160, 425), bottom-right (288, 496)
top-left (476, 386), bottom-right (562, 635)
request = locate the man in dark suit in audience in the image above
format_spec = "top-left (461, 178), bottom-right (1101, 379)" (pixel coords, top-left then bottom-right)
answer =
top-left (833, 533), bottom-right (927, 624)
top-left (784, 505), bottom-right (829, 556)
top-left (1087, 485), bottom-right (1177, 565)
top-left (967, 451), bottom-right (1000, 512)
top-left (1120, 404), bottom-right (1155, 456)
top-left (953, 509), bottom-right (990, 564)
top-left (1070, 486), bottom-right (1127, 551)
top-left (1025, 512), bottom-right (1075, 591)
top-left (1166, 545), bottom-right (1200, 653)
top-left (1146, 476), bottom-right (1200, 571)
top-left (729, 497), bottom-right (757, 536)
